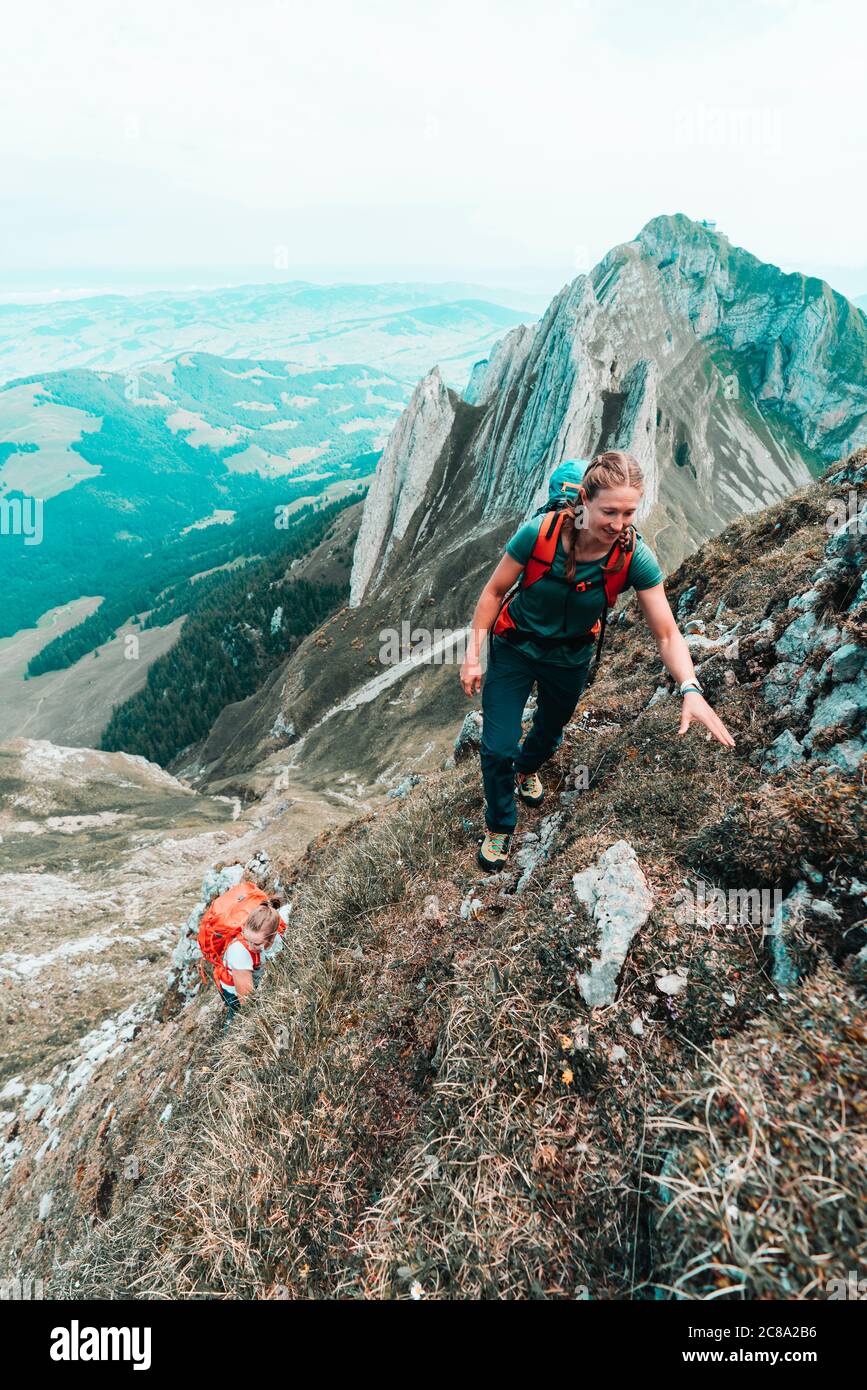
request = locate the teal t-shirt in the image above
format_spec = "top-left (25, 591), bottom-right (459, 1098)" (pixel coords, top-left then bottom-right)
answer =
top-left (498, 519), bottom-right (664, 667)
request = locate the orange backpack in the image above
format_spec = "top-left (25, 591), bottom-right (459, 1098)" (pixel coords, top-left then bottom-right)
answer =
top-left (197, 880), bottom-right (283, 991)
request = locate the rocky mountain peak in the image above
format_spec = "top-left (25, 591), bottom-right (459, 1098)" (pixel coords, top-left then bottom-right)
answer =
top-left (347, 218), bottom-right (867, 613)
top-left (349, 366), bottom-right (455, 607)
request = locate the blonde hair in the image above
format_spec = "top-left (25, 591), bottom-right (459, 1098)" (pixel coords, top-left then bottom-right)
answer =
top-left (246, 902), bottom-right (282, 939)
top-left (559, 450), bottom-right (644, 582)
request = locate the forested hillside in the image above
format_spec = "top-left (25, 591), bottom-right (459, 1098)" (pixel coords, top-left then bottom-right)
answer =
top-left (99, 498), bottom-right (358, 766)
top-left (27, 488), bottom-right (361, 676)
top-left (1, 358), bottom-right (382, 640)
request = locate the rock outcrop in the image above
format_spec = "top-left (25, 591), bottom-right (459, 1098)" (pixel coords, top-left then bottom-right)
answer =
top-left (181, 220), bottom-right (867, 802)
top-left (573, 840), bottom-right (655, 1006)
top-left (758, 451), bottom-right (867, 775)
top-left (350, 368), bottom-right (456, 606)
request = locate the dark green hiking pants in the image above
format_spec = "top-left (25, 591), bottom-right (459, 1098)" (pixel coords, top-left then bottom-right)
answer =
top-left (480, 635), bottom-right (592, 834)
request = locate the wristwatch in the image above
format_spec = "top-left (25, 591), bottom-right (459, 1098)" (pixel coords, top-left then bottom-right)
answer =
top-left (680, 678), bottom-right (703, 696)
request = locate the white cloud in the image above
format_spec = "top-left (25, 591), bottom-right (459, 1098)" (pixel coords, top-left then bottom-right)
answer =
top-left (2, 0), bottom-right (865, 286)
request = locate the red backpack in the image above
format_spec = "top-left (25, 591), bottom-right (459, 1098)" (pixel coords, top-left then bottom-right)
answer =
top-left (197, 880), bottom-right (284, 991)
top-left (490, 507), bottom-right (637, 668)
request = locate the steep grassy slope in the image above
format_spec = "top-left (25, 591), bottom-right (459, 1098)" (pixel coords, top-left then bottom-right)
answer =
top-left (2, 454), bottom-right (864, 1300)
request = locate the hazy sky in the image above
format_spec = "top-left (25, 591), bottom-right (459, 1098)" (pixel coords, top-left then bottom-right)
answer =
top-left (3, 0), bottom-right (866, 299)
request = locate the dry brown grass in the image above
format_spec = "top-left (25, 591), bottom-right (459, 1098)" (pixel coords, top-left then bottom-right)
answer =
top-left (648, 961), bottom-right (866, 1300)
top-left (686, 763), bottom-right (867, 888)
top-left (55, 774), bottom-right (483, 1298)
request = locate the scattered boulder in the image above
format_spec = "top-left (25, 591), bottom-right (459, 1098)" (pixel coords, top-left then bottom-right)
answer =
top-left (676, 586), bottom-right (697, 620)
top-left (766, 880), bottom-right (811, 989)
top-left (761, 729), bottom-right (805, 774)
top-left (515, 812), bottom-right (562, 893)
top-left (23, 1084), bottom-right (52, 1123)
top-left (846, 944), bottom-right (867, 986)
top-left (808, 898), bottom-right (841, 926)
top-left (776, 608), bottom-right (824, 663)
top-left (422, 895), bottom-right (441, 922)
top-left (655, 969), bottom-right (688, 996)
top-left (824, 739), bottom-right (865, 773)
top-left (684, 623), bottom-right (740, 655)
top-left (751, 616), bottom-right (776, 652)
top-left (453, 711), bottom-right (483, 762)
top-left (762, 660), bottom-right (799, 691)
top-left (825, 642), bottom-right (866, 684)
top-left (270, 712), bottom-right (296, 742)
top-left (572, 840), bottom-right (654, 1007)
top-left (804, 675), bottom-right (866, 749)
top-left (245, 848), bottom-right (272, 885)
top-left (387, 773), bottom-right (422, 799)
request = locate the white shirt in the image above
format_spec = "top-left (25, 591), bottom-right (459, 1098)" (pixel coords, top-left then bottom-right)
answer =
top-left (221, 933), bottom-right (283, 993)
top-left (222, 940), bottom-right (254, 992)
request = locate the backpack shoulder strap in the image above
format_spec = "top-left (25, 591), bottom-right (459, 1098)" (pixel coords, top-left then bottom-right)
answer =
top-left (489, 507), bottom-right (568, 659)
top-left (601, 525), bottom-right (637, 605)
top-left (583, 527), bottom-right (639, 683)
top-left (524, 510), bottom-right (566, 587)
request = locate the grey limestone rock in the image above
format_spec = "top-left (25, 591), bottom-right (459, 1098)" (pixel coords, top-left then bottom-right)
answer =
top-left (573, 840), bottom-right (654, 1007)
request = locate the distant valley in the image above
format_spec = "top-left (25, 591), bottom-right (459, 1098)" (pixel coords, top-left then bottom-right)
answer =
top-left (0, 281), bottom-right (534, 749)
top-left (0, 280), bottom-right (532, 390)
top-left (0, 351), bottom-right (391, 645)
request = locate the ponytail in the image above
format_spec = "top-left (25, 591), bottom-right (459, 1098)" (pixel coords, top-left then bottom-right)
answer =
top-left (246, 903), bottom-right (282, 938)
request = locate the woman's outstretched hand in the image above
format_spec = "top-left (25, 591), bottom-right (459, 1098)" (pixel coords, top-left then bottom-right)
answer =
top-left (677, 691), bottom-right (736, 748)
top-left (460, 657), bottom-right (482, 697)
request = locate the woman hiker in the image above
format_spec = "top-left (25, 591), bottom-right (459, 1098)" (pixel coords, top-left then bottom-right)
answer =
top-left (459, 451), bottom-right (736, 872)
top-left (197, 885), bottom-right (286, 1031)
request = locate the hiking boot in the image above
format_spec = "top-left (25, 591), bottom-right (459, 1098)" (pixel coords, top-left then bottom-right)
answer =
top-left (516, 771), bottom-right (545, 806)
top-left (477, 830), bottom-right (512, 872)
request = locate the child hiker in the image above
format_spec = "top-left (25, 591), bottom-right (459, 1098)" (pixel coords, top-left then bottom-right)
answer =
top-left (197, 881), bottom-right (286, 1029)
top-left (459, 451), bottom-right (736, 872)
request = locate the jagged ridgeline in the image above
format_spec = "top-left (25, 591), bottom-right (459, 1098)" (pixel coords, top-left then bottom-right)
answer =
top-left (352, 214), bottom-right (867, 607)
top-left (184, 216), bottom-right (867, 802)
top-left (4, 449), bottom-right (865, 1301)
